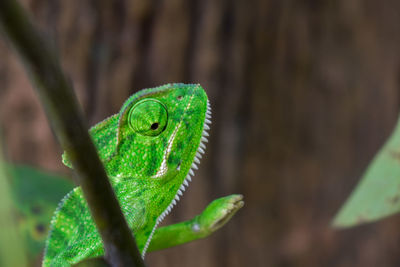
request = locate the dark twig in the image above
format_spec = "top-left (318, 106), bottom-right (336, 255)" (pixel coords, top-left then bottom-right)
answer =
top-left (0, 1), bottom-right (145, 266)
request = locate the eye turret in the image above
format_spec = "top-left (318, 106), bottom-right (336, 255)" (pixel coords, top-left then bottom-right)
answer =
top-left (128, 99), bottom-right (168, 136)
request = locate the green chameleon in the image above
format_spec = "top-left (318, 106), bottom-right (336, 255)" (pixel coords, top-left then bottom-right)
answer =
top-left (43, 83), bottom-right (244, 266)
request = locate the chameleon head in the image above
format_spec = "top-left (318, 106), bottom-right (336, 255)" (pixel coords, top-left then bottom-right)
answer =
top-left (113, 83), bottom-right (210, 181)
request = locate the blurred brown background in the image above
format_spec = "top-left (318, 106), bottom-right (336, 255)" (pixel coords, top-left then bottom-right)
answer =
top-left (1, 0), bottom-right (400, 266)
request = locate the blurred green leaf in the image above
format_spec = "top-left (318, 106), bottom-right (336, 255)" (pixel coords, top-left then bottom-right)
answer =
top-left (0, 150), bottom-right (28, 266)
top-left (7, 164), bottom-right (74, 262)
top-left (333, 117), bottom-right (400, 228)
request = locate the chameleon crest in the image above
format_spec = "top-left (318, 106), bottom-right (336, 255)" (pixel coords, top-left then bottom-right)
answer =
top-left (43, 84), bottom-right (211, 266)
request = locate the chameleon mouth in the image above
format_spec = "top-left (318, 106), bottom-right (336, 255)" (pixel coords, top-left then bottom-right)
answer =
top-left (141, 98), bottom-right (212, 257)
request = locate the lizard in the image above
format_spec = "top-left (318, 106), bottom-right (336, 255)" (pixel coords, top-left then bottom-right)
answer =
top-left (42, 83), bottom-right (244, 266)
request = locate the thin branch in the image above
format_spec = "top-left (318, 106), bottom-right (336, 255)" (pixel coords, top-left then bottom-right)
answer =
top-left (0, 1), bottom-right (145, 266)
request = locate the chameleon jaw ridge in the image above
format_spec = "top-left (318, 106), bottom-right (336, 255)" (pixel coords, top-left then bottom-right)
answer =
top-left (141, 99), bottom-right (212, 258)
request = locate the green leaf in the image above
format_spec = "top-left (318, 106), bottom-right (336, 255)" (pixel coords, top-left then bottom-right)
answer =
top-left (333, 117), bottom-right (400, 228)
top-left (0, 158), bottom-right (28, 267)
top-left (7, 164), bottom-right (74, 260)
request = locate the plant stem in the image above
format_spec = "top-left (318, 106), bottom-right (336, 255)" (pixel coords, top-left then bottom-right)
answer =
top-left (0, 1), bottom-right (145, 266)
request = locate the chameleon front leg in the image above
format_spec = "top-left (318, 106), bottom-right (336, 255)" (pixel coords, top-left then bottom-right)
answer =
top-left (74, 196), bottom-right (243, 266)
top-left (148, 194), bottom-right (244, 252)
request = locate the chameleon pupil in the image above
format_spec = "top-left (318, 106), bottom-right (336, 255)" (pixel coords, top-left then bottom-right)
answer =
top-left (151, 123), bottom-right (159, 130)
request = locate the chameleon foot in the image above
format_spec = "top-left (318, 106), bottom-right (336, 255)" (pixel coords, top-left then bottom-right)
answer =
top-left (196, 194), bottom-right (244, 234)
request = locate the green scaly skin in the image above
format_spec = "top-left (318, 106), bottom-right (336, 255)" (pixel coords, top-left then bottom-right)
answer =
top-left (42, 84), bottom-right (244, 266)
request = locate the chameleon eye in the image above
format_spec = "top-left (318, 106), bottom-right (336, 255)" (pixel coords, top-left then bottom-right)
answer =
top-left (128, 99), bottom-right (168, 136)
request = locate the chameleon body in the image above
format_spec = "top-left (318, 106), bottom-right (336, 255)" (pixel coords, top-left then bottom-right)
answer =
top-left (43, 83), bottom-right (215, 266)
